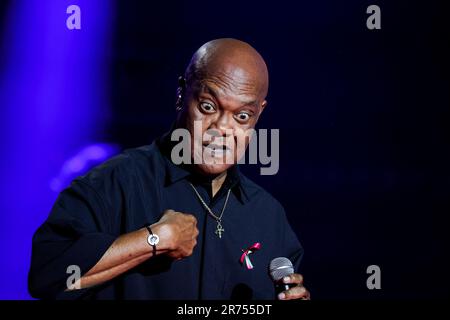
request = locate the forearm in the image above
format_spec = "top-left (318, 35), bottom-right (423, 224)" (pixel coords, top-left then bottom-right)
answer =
top-left (69, 223), bottom-right (171, 290)
top-left (78, 250), bottom-right (151, 289)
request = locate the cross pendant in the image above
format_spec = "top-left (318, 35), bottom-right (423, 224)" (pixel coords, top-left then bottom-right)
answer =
top-left (215, 222), bottom-right (225, 238)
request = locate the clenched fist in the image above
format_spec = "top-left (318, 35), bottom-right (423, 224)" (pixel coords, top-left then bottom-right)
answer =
top-left (152, 209), bottom-right (199, 260)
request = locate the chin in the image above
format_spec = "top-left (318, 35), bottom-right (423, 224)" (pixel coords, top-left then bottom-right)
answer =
top-left (194, 163), bottom-right (233, 177)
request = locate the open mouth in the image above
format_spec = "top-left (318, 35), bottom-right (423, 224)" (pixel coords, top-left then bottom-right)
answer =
top-left (202, 143), bottom-right (232, 156)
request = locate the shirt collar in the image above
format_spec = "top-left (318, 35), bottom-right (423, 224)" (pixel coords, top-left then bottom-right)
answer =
top-left (155, 131), bottom-right (250, 204)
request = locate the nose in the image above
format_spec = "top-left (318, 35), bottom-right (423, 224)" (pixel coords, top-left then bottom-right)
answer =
top-left (210, 111), bottom-right (234, 137)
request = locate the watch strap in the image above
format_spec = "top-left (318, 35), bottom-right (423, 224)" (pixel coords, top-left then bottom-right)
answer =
top-left (146, 225), bottom-right (157, 256)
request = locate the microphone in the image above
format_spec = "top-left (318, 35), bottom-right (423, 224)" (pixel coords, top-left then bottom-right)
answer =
top-left (269, 257), bottom-right (296, 297)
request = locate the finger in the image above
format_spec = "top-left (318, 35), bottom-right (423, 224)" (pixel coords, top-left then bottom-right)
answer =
top-left (282, 273), bottom-right (303, 285)
top-left (302, 289), bottom-right (311, 300)
top-left (278, 285), bottom-right (309, 300)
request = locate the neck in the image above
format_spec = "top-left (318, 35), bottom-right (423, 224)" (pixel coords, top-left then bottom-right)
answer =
top-left (211, 171), bottom-right (227, 197)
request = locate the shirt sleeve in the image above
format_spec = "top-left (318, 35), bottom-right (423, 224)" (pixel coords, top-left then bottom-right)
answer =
top-left (278, 204), bottom-right (304, 273)
top-left (283, 218), bottom-right (304, 273)
top-left (28, 178), bottom-right (117, 299)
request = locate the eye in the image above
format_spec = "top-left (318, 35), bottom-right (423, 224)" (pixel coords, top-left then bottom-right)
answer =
top-left (234, 112), bottom-right (251, 123)
top-left (199, 102), bottom-right (216, 114)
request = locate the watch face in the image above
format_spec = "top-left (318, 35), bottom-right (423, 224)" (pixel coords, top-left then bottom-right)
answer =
top-left (147, 234), bottom-right (159, 246)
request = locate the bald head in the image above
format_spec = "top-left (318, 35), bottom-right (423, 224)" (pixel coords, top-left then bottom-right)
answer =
top-left (176, 39), bottom-right (269, 176)
top-left (184, 38), bottom-right (269, 100)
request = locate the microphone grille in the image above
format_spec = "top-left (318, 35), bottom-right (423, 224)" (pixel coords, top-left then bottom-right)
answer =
top-left (269, 257), bottom-right (294, 281)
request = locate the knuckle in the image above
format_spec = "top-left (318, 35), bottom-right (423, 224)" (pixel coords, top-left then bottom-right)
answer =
top-left (284, 286), bottom-right (304, 300)
top-left (293, 287), bottom-right (307, 299)
top-left (297, 286), bottom-right (307, 295)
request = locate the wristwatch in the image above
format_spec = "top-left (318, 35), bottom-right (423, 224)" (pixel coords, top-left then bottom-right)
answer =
top-left (146, 225), bottom-right (159, 256)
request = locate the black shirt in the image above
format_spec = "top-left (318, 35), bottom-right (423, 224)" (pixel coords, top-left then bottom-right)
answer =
top-left (29, 134), bottom-right (304, 300)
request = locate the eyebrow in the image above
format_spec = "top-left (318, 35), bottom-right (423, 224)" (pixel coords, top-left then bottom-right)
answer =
top-left (200, 83), bottom-right (258, 108)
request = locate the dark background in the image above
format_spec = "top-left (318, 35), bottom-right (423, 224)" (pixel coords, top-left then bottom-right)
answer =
top-left (1, 0), bottom-right (449, 299)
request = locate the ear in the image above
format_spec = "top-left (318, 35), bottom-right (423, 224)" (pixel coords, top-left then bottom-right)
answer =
top-left (253, 100), bottom-right (268, 125)
top-left (178, 75), bottom-right (186, 87)
top-left (176, 76), bottom-right (186, 111)
top-left (259, 100), bottom-right (268, 115)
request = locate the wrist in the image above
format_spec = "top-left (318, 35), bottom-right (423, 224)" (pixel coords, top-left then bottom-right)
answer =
top-left (149, 222), bottom-right (173, 251)
top-left (145, 225), bottom-right (159, 256)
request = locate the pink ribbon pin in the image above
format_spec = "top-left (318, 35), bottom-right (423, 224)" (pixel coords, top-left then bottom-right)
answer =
top-left (240, 242), bottom-right (261, 270)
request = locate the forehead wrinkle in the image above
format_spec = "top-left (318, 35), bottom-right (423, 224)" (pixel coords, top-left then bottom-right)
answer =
top-left (202, 65), bottom-right (259, 94)
top-left (199, 78), bottom-right (258, 107)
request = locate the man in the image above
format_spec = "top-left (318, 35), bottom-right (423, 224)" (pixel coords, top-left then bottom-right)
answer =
top-left (29, 38), bottom-right (310, 300)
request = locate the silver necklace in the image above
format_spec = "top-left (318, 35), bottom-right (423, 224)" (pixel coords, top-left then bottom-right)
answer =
top-left (189, 182), bottom-right (231, 239)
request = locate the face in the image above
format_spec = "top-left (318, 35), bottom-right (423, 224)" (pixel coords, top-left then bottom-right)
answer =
top-left (178, 65), bottom-right (267, 176)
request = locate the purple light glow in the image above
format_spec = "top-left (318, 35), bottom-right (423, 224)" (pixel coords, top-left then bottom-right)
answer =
top-left (50, 143), bottom-right (120, 192)
top-left (0, 1), bottom-right (116, 299)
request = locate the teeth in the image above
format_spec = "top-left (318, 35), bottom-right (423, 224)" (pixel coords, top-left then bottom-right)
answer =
top-left (203, 145), bottom-right (229, 156)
